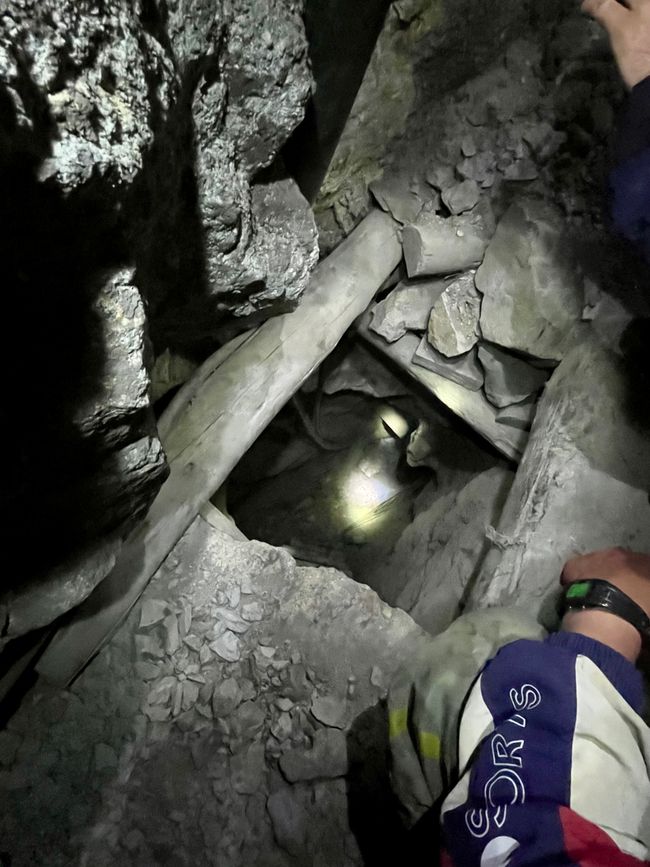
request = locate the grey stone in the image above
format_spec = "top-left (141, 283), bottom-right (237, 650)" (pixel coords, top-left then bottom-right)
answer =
top-left (271, 712), bottom-right (293, 743)
top-left (403, 206), bottom-right (493, 278)
top-left (476, 199), bottom-right (585, 360)
top-left (441, 180), bottom-right (481, 215)
top-left (183, 635), bottom-right (202, 653)
top-left (134, 634), bottom-right (165, 660)
top-left (310, 695), bottom-right (348, 729)
top-left (209, 631), bottom-right (242, 663)
top-left (393, 467), bottom-right (515, 634)
top-left (503, 159), bottom-right (539, 181)
top-left (148, 676), bottom-right (177, 706)
top-left (213, 607), bottom-right (250, 634)
top-left (456, 153), bottom-right (497, 187)
top-left (212, 678), bottom-right (243, 717)
top-left (0, 732), bottom-right (22, 767)
top-left (94, 744), bottom-right (118, 772)
top-left (279, 729), bottom-right (348, 782)
top-left (369, 279), bottom-right (450, 343)
top-left (426, 164), bottom-right (457, 193)
top-left (428, 272), bottom-right (481, 358)
top-left (267, 788), bottom-right (309, 857)
top-left (139, 599), bottom-right (169, 630)
top-left (234, 701), bottom-right (267, 742)
top-left (478, 344), bottom-right (550, 408)
top-left (412, 337), bottom-right (484, 391)
top-left (134, 661), bottom-right (161, 681)
top-left (231, 743), bottom-right (267, 795)
top-left (181, 681), bottom-right (200, 712)
top-left (241, 602), bottom-right (264, 623)
top-left (369, 173), bottom-right (428, 224)
top-left (163, 614), bottom-right (181, 656)
top-left (496, 400), bottom-right (538, 432)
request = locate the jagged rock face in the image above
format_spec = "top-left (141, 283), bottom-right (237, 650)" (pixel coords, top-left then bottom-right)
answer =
top-left (0, 0), bottom-right (315, 641)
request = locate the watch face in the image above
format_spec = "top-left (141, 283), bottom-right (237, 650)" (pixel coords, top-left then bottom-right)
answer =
top-left (566, 581), bottom-right (592, 601)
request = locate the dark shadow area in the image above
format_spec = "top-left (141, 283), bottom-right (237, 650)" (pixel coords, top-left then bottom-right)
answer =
top-left (283, 0), bottom-right (393, 202)
top-left (346, 702), bottom-right (446, 866)
top-left (346, 703), bottom-right (410, 865)
top-left (1, 64), bottom-right (123, 591)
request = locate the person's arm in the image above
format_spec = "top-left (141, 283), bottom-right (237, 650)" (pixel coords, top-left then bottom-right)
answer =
top-left (440, 548), bottom-right (650, 866)
top-left (584, 0), bottom-right (650, 255)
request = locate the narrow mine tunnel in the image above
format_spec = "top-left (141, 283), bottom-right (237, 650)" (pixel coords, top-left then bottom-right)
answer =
top-left (2, 1), bottom-right (650, 864)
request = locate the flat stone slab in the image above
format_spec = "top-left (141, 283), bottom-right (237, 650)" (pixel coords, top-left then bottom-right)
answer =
top-left (413, 335), bottom-right (484, 392)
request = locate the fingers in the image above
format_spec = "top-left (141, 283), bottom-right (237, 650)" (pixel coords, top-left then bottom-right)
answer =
top-left (582, 0), bottom-right (628, 31)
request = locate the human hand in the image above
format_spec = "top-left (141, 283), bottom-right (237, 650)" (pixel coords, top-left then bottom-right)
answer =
top-left (562, 546), bottom-right (650, 616)
top-left (582, 0), bottom-right (650, 88)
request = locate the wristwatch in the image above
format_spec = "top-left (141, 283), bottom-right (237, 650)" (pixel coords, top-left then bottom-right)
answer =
top-left (561, 579), bottom-right (650, 641)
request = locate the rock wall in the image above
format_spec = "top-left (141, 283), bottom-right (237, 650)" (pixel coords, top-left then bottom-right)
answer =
top-left (1, 0), bottom-right (316, 642)
top-left (315, 0), bottom-right (565, 251)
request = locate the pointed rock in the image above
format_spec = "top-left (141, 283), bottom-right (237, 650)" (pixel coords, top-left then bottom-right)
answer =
top-left (478, 344), bottom-right (549, 408)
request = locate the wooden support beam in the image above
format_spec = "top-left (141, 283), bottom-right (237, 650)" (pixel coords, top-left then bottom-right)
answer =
top-left (37, 210), bottom-right (402, 685)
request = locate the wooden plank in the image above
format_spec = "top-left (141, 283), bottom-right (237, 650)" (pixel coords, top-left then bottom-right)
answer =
top-left (358, 315), bottom-right (526, 462)
top-left (37, 209), bottom-right (402, 685)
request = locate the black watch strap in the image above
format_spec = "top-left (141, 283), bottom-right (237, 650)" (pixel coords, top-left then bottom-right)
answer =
top-left (562, 579), bottom-right (650, 641)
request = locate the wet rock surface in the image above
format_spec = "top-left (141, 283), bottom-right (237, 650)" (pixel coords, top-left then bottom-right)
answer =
top-left (0, 518), bottom-right (431, 865)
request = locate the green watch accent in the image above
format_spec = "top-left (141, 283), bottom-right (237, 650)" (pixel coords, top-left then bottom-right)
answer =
top-left (566, 581), bottom-right (592, 600)
top-left (561, 578), bottom-right (650, 642)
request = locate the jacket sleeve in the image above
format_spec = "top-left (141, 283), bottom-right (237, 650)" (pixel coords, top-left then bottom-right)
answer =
top-left (609, 75), bottom-right (650, 260)
top-left (440, 633), bottom-right (650, 866)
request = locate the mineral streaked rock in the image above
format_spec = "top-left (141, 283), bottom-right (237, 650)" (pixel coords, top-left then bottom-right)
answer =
top-left (403, 206), bottom-right (494, 278)
top-left (476, 199), bottom-right (586, 360)
top-left (468, 338), bottom-right (650, 623)
top-left (478, 344), bottom-right (550, 408)
top-left (428, 272), bottom-right (481, 358)
top-left (413, 336), bottom-right (484, 391)
top-left (369, 278), bottom-right (451, 343)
